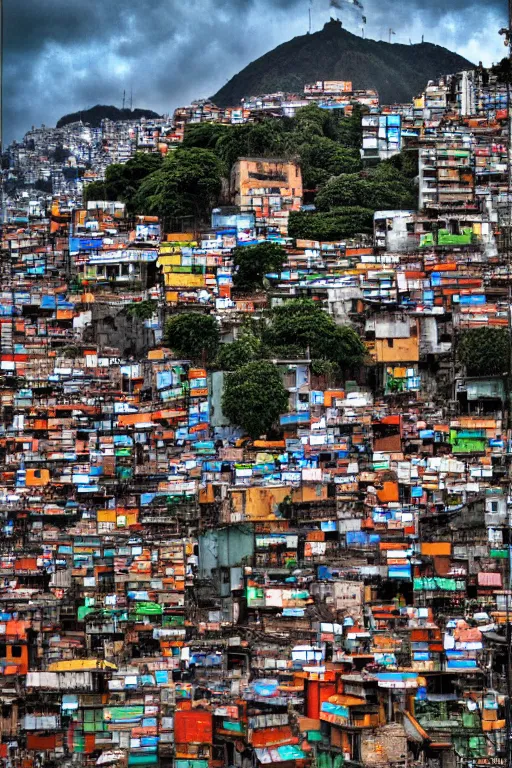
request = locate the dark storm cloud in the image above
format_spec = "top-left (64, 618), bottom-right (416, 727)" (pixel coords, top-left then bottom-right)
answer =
top-left (4, 0), bottom-right (508, 144)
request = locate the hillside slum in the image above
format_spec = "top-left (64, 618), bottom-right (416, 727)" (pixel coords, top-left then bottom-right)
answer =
top-left (1, 67), bottom-right (512, 768)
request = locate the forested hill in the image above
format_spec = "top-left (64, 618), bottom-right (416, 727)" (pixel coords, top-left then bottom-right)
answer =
top-left (56, 105), bottom-right (162, 129)
top-left (212, 19), bottom-right (473, 106)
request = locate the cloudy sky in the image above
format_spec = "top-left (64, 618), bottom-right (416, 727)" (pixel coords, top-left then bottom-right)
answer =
top-left (4, 0), bottom-right (508, 144)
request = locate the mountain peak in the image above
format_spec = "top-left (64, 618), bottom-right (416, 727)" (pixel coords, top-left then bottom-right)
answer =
top-left (212, 25), bottom-right (473, 107)
top-left (56, 105), bottom-right (162, 129)
top-left (324, 18), bottom-right (343, 29)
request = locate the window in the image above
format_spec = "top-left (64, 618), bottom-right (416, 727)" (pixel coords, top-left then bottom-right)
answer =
top-left (11, 645), bottom-right (22, 658)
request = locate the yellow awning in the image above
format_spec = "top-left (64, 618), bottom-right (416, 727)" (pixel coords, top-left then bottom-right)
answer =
top-left (48, 659), bottom-right (117, 672)
top-left (328, 694), bottom-right (367, 707)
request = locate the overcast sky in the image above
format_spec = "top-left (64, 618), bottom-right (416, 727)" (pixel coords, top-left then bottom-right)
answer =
top-left (4, 0), bottom-right (508, 144)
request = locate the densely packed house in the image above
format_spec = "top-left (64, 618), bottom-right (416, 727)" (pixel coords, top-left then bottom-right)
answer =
top-left (0, 63), bottom-right (512, 768)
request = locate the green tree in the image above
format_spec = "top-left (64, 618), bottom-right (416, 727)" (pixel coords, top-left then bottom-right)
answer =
top-left (53, 145), bottom-right (70, 163)
top-left (222, 361), bottom-right (289, 438)
top-left (83, 152), bottom-right (163, 207)
top-left (83, 179), bottom-right (110, 203)
top-left (333, 325), bottom-right (369, 370)
top-left (335, 104), bottom-right (365, 149)
top-left (315, 172), bottom-right (416, 212)
top-left (111, 151), bottom-right (163, 204)
top-left (35, 179), bottom-right (53, 194)
top-left (291, 103), bottom-right (364, 148)
top-left (174, 105), bottom-right (367, 200)
top-left (265, 298), bottom-right (366, 368)
top-left (232, 242), bottom-right (287, 291)
top-left (216, 330), bottom-right (262, 371)
top-left (182, 122), bottom-right (233, 151)
top-left (299, 136), bottom-right (362, 189)
top-left (492, 57), bottom-right (512, 84)
top-left (399, 149), bottom-right (419, 180)
top-left (165, 313), bottom-right (220, 362)
top-left (458, 328), bottom-right (510, 377)
top-left (125, 299), bottom-right (157, 321)
top-left (288, 208), bottom-right (374, 241)
top-left (380, 149), bottom-right (418, 180)
top-left (132, 147), bottom-right (223, 227)
top-left (314, 173), bottom-right (358, 210)
top-left (216, 120), bottom-right (290, 171)
top-left (292, 104), bottom-right (329, 140)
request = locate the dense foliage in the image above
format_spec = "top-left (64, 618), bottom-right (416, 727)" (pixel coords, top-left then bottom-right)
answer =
top-left (84, 147), bottom-right (223, 227)
top-left (288, 208), bottom-right (374, 241)
top-left (182, 104), bottom-right (363, 183)
top-left (290, 149), bottom-right (418, 240)
top-left (299, 137), bottom-right (362, 189)
top-left (132, 148), bottom-right (224, 228)
top-left (182, 123), bottom-right (233, 150)
top-left (125, 300), bottom-right (158, 321)
top-left (315, 170), bottom-right (415, 212)
top-left (216, 329), bottom-right (262, 371)
top-left (458, 328), bottom-right (510, 377)
top-left (222, 361), bottom-right (289, 438)
top-left (165, 313), bottom-right (220, 362)
top-left (264, 299), bottom-right (366, 369)
top-left (83, 152), bottom-right (163, 209)
top-left (233, 242), bottom-right (287, 291)
top-left (84, 101), bottom-right (417, 243)
top-left (492, 58), bottom-right (512, 85)
top-left (52, 145), bottom-right (71, 163)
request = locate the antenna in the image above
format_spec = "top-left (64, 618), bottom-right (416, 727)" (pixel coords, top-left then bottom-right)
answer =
top-left (388, 28), bottom-right (395, 43)
top-left (122, 90), bottom-right (126, 111)
top-left (130, 87), bottom-right (133, 112)
top-left (308, 7), bottom-right (312, 33)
